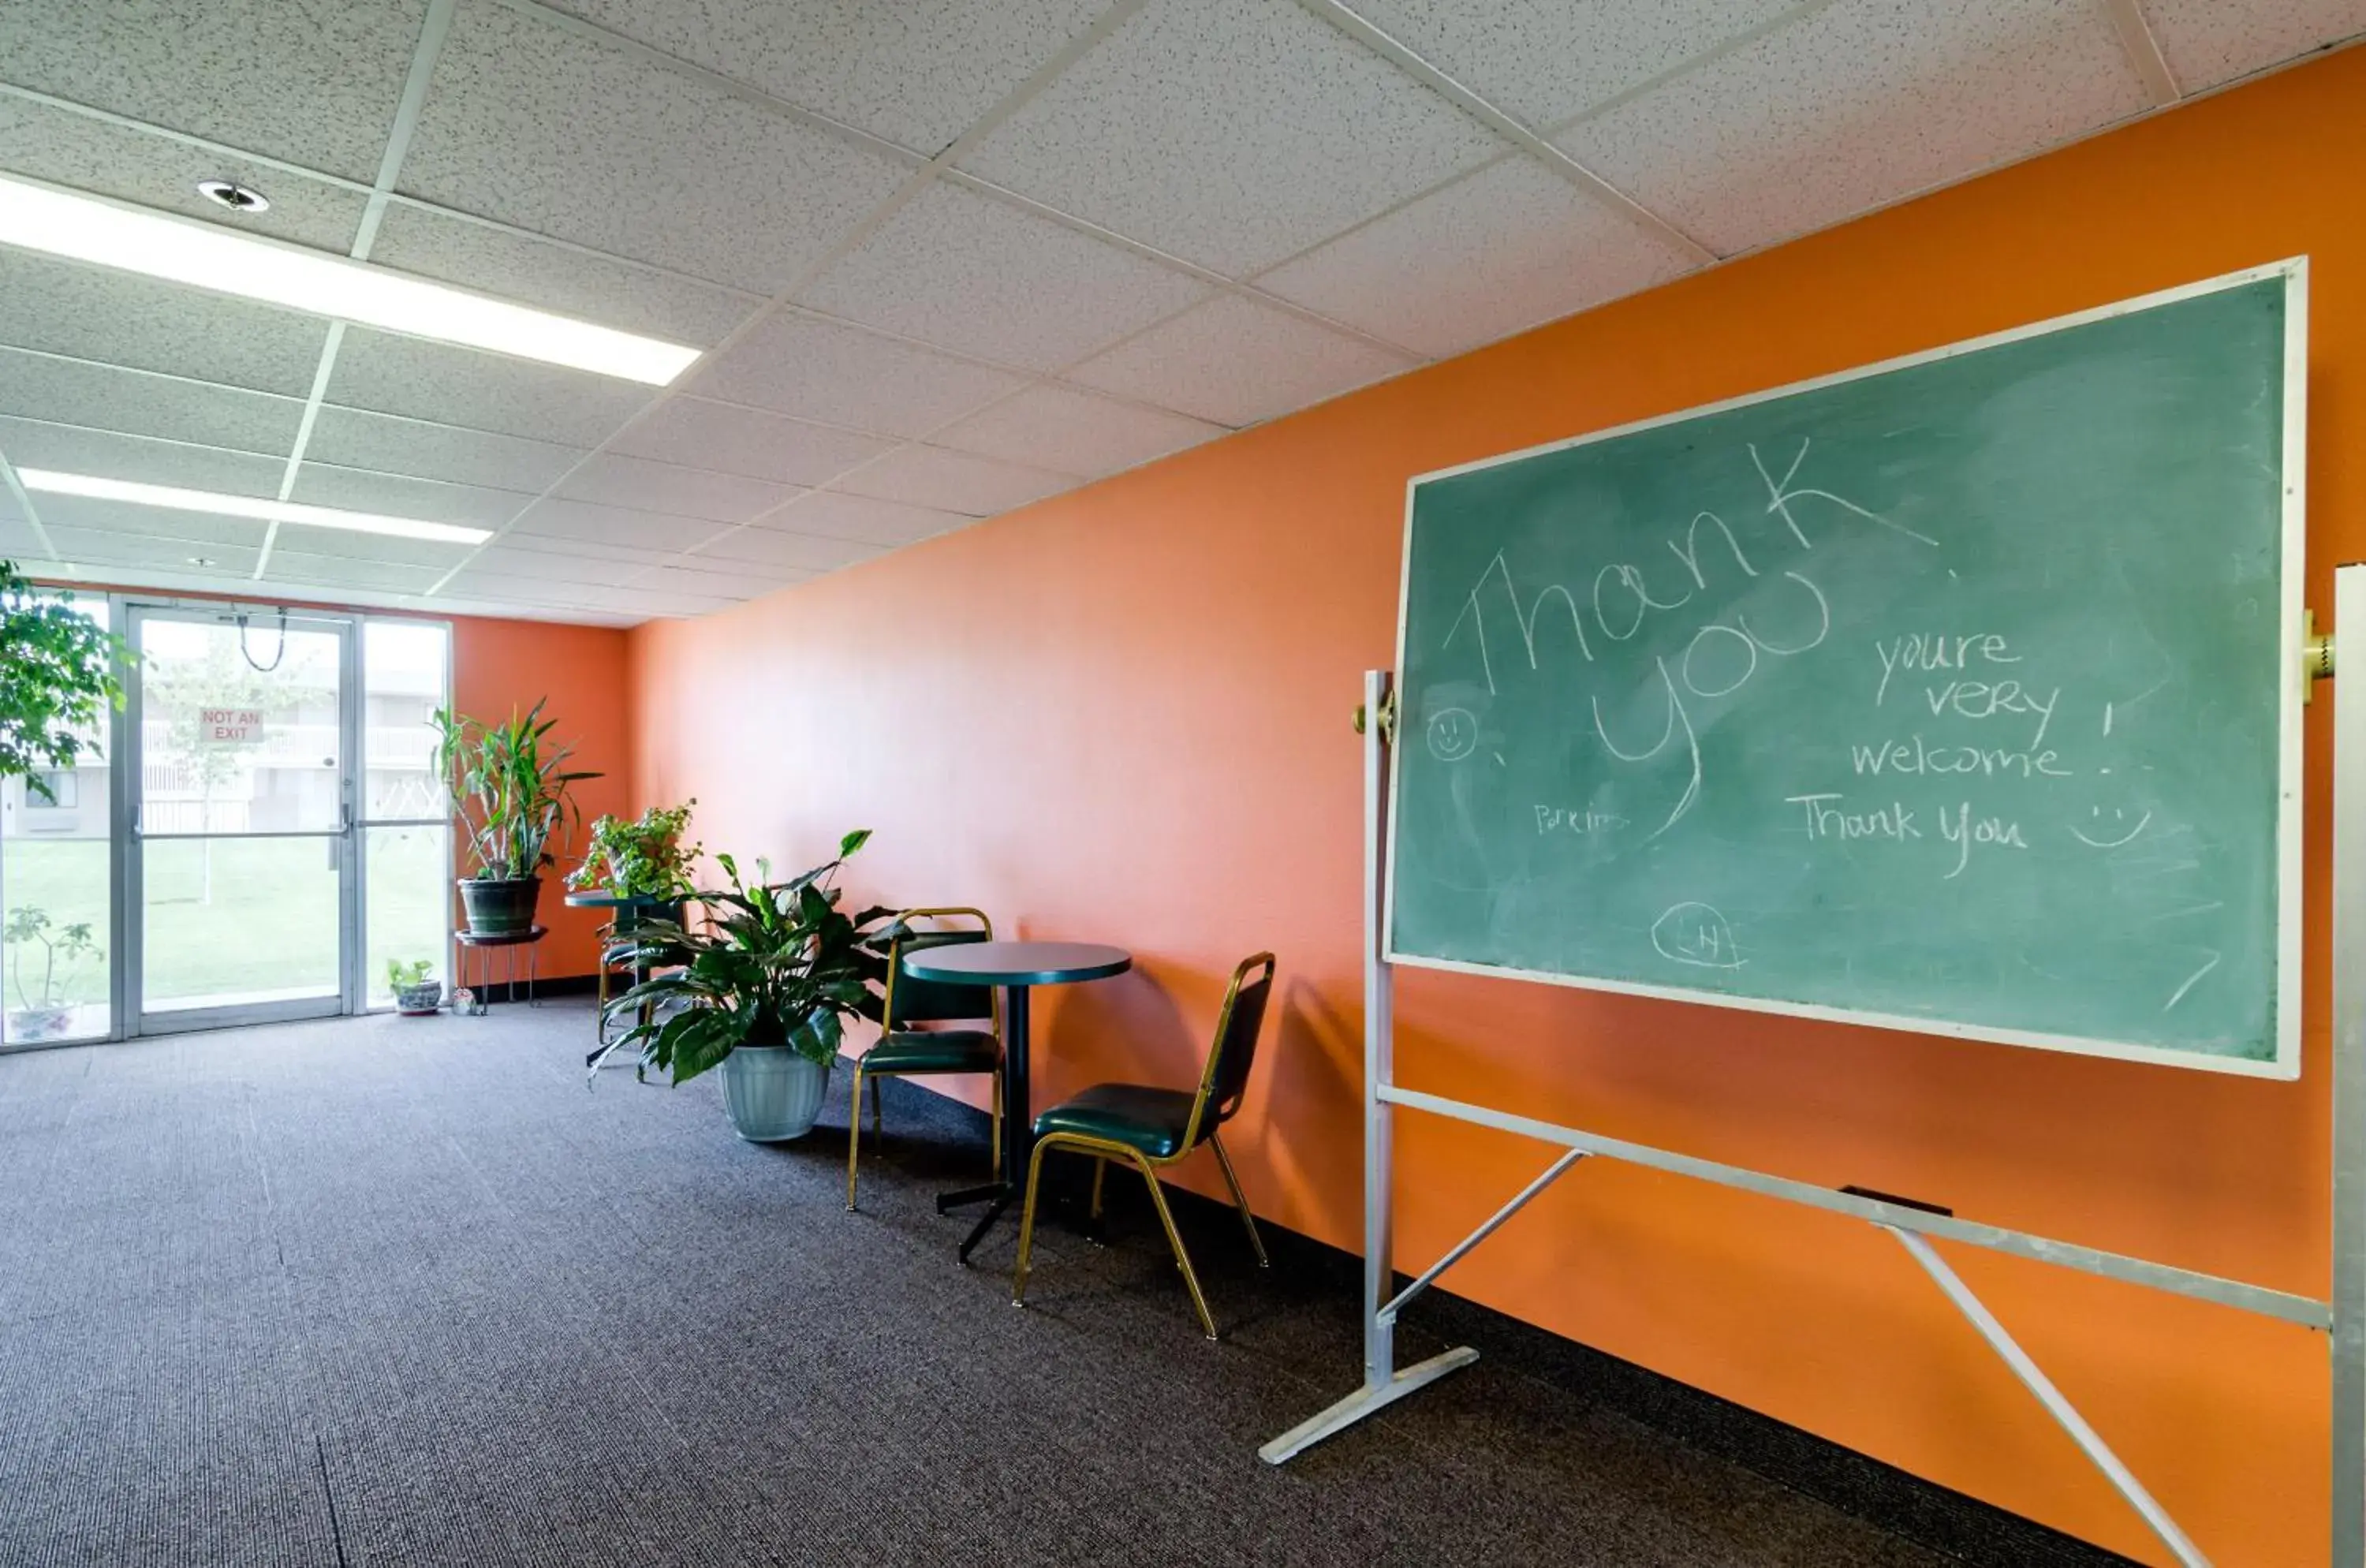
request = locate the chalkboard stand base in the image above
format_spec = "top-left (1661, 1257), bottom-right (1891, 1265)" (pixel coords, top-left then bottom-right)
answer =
top-left (1261, 654), bottom-right (2366, 1568)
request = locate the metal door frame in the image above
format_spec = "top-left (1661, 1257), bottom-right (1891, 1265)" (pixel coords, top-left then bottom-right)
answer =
top-left (120, 600), bottom-right (362, 1035)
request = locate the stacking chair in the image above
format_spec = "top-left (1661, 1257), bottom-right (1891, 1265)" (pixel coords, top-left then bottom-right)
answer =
top-left (1013, 952), bottom-right (1275, 1339)
top-left (845, 909), bottom-right (1002, 1211)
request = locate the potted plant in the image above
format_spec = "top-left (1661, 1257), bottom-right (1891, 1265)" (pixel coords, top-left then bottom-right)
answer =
top-left (592, 830), bottom-right (898, 1142)
top-left (429, 699), bottom-right (600, 936)
top-left (4, 906), bottom-right (99, 1043)
top-left (386, 958), bottom-right (442, 1015)
top-left (569, 800), bottom-right (700, 905)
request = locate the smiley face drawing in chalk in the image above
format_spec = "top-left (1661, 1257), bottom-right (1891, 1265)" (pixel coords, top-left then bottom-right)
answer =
top-left (1427, 707), bottom-right (1479, 762)
top-left (2069, 805), bottom-right (2152, 849)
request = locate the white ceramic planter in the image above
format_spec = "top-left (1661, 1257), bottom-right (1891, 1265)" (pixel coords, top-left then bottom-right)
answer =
top-left (720, 1045), bottom-right (832, 1141)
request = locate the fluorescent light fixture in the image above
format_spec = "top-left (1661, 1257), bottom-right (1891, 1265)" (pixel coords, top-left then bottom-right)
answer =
top-left (17, 469), bottom-right (494, 546)
top-left (0, 174), bottom-right (701, 386)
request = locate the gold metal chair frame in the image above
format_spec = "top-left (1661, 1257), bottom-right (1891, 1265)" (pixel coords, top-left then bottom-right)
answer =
top-left (1012, 952), bottom-right (1275, 1339)
top-left (845, 907), bottom-right (1005, 1211)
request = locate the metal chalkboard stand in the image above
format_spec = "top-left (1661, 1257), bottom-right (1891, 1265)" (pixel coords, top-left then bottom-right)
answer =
top-left (1261, 594), bottom-right (2364, 1567)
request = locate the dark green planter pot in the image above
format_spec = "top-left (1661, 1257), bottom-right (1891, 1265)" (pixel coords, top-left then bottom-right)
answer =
top-left (459, 875), bottom-right (542, 935)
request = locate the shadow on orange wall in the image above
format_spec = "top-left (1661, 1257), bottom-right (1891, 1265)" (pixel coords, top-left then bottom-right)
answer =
top-left (626, 49), bottom-right (2366, 1566)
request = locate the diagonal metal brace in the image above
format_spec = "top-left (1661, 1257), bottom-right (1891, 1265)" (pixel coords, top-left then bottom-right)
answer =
top-left (1380, 1150), bottom-right (1587, 1325)
top-left (1886, 1226), bottom-right (2210, 1568)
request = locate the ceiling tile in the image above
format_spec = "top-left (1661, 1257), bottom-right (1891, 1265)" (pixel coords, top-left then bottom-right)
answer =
top-left (289, 462), bottom-right (533, 529)
top-left (1337, 0), bottom-right (1804, 129)
top-left (1256, 155), bottom-right (1698, 359)
top-left (801, 181), bottom-right (1209, 371)
top-left (834, 443), bottom-right (1076, 516)
top-left (509, 495), bottom-right (734, 553)
top-left (266, 551), bottom-right (449, 594)
top-left (397, 2), bottom-right (912, 294)
top-left (262, 521), bottom-right (475, 567)
top-left (610, 397), bottom-right (896, 487)
top-left (766, 491), bottom-right (971, 547)
top-left (367, 203), bottom-right (760, 349)
top-left (935, 383), bottom-right (1228, 478)
top-left (630, 562), bottom-right (785, 602)
top-left (0, 347), bottom-right (302, 454)
top-left (36, 492), bottom-right (270, 548)
top-left (1553, 0), bottom-right (2149, 258)
top-left (543, 0), bottom-right (1110, 152)
top-left (0, 248), bottom-right (333, 397)
top-left (481, 529), bottom-right (675, 569)
top-left (2140, 2), bottom-right (2366, 92)
top-left (554, 451), bottom-right (797, 522)
top-left (684, 312), bottom-right (1031, 437)
top-left (0, 417), bottom-right (283, 497)
top-left (1069, 294), bottom-right (1416, 426)
top-left (303, 406), bottom-right (585, 492)
top-left (0, 0), bottom-right (430, 181)
top-left (688, 526), bottom-right (885, 573)
top-left (468, 542), bottom-right (655, 588)
top-left (961, 0), bottom-right (1502, 276)
top-left (0, 95), bottom-right (370, 252)
top-left (42, 526), bottom-right (260, 577)
top-left (437, 564), bottom-right (606, 607)
top-left (323, 327), bottom-right (654, 449)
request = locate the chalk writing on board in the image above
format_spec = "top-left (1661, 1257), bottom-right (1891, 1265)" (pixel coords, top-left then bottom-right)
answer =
top-left (1749, 438), bottom-right (1939, 549)
top-left (1427, 707), bottom-right (1478, 762)
top-left (1651, 903), bottom-right (1745, 969)
top-left (2070, 808), bottom-right (2152, 849)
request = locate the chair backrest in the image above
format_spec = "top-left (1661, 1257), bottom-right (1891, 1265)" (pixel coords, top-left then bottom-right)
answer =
top-left (883, 908), bottom-right (996, 1029)
top-left (1182, 953), bottom-right (1276, 1148)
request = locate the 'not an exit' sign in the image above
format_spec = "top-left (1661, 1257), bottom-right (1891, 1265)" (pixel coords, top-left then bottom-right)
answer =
top-left (199, 708), bottom-right (263, 745)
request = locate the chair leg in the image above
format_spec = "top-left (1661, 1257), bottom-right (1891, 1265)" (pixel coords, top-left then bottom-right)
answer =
top-left (1088, 1157), bottom-right (1107, 1222)
top-left (990, 1068), bottom-right (1003, 1183)
top-left (1012, 1135), bottom-right (1061, 1309)
top-left (868, 1072), bottom-right (883, 1136)
top-left (845, 1063), bottom-right (868, 1211)
top-left (1132, 1155), bottom-right (1218, 1340)
top-left (1208, 1133), bottom-right (1268, 1268)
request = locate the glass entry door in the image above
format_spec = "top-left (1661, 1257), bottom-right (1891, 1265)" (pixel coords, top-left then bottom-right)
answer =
top-left (126, 607), bottom-right (357, 1032)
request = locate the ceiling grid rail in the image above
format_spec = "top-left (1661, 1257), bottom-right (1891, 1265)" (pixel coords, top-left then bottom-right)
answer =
top-left (256, 0), bottom-right (459, 581)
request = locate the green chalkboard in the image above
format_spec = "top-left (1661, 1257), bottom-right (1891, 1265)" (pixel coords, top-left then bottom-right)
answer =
top-left (1388, 263), bottom-right (2305, 1076)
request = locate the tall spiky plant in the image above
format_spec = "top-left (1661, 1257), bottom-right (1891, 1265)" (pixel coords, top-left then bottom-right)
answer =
top-left (428, 699), bottom-right (601, 881)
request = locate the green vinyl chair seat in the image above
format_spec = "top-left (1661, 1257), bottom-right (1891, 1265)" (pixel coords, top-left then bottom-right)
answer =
top-left (864, 1029), bottom-right (1000, 1076)
top-left (1032, 1083), bottom-right (1200, 1160)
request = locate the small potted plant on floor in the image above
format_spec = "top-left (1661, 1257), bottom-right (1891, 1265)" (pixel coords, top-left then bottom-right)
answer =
top-left (590, 830), bottom-right (898, 1143)
top-left (429, 698), bottom-right (600, 937)
top-left (3, 905), bottom-right (99, 1043)
top-left (386, 958), bottom-right (443, 1015)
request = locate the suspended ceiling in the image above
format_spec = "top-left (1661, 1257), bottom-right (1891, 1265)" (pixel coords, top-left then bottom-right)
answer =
top-left (0, 0), bottom-right (2357, 628)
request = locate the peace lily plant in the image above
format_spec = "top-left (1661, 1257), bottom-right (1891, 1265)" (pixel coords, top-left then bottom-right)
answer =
top-left (589, 831), bottom-right (901, 1142)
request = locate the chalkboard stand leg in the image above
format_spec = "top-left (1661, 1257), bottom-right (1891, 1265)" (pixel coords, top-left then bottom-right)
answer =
top-left (2330, 564), bottom-right (2364, 1568)
top-left (1260, 670), bottom-right (1483, 1465)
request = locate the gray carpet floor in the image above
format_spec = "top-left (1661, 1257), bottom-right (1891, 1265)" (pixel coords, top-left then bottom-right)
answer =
top-left (0, 1002), bottom-right (1983, 1567)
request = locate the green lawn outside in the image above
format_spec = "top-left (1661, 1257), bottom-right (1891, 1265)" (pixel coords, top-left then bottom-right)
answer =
top-left (2, 830), bottom-right (450, 1024)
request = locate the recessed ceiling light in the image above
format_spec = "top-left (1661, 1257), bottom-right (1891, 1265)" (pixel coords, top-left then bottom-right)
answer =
top-left (0, 174), bottom-right (700, 386)
top-left (187, 555), bottom-right (218, 567)
top-left (17, 469), bottom-right (494, 546)
top-left (196, 179), bottom-right (269, 215)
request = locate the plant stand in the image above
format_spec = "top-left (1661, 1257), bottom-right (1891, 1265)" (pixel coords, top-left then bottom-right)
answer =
top-left (453, 926), bottom-right (546, 1015)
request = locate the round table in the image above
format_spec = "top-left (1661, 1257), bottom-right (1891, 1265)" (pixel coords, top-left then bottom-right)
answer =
top-left (898, 940), bottom-right (1131, 1264)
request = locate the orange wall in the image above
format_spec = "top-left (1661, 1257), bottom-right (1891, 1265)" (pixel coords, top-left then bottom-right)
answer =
top-left (451, 615), bottom-right (633, 976)
top-left (627, 52), bottom-right (2364, 1564)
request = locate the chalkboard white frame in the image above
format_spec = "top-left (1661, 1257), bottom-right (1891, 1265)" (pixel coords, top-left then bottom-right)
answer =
top-left (1384, 259), bottom-right (2308, 1078)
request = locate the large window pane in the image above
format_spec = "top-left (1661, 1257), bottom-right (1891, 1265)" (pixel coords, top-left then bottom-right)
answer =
top-left (367, 826), bottom-right (450, 1006)
top-left (139, 618), bottom-right (342, 835)
top-left (143, 837), bottom-right (338, 1013)
top-left (364, 620), bottom-right (448, 821)
top-left (2, 594), bottom-right (113, 1046)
